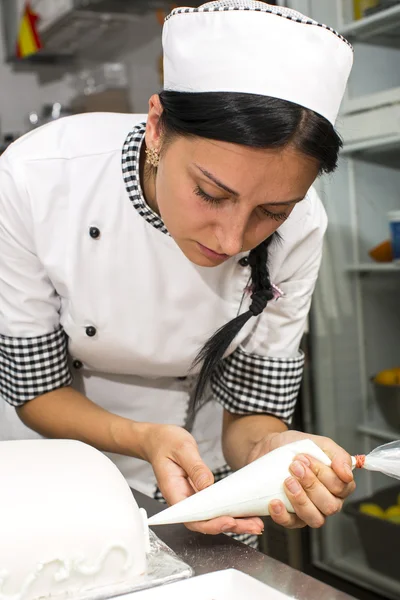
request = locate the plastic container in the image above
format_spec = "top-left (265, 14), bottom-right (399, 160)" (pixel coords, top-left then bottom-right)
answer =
top-left (388, 210), bottom-right (400, 262)
top-left (344, 485), bottom-right (400, 580)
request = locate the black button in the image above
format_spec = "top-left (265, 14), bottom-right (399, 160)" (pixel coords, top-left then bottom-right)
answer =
top-left (85, 326), bottom-right (97, 337)
top-left (89, 226), bottom-right (100, 239)
top-left (177, 376), bottom-right (187, 381)
top-left (73, 359), bottom-right (83, 369)
top-left (239, 257), bottom-right (249, 267)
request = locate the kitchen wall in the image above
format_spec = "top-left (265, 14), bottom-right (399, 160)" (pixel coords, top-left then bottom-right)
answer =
top-left (0, 5), bottom-right (162, 136)
top-left (122, 13), bottom-right (163, 114)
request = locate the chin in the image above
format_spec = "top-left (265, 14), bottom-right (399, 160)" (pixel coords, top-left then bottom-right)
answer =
top-left (177, 244), bottom-right (225, 267)
top-left (184, 251), bottom-right (222, 267)
top-left (192, 257), bottom-right (222, 267)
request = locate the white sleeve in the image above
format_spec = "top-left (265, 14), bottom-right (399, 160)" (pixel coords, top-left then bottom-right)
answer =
top-left (0, 153), bottom-right (72, 406)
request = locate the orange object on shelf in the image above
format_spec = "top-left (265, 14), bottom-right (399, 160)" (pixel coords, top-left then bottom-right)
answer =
top-left (373, 367), bottom-right (400, 386)
top-left (368, 239), bottom-right (393, 263)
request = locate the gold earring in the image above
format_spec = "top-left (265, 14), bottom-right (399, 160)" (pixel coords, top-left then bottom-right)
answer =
top-left (145, 147), bottom-right (160, 168)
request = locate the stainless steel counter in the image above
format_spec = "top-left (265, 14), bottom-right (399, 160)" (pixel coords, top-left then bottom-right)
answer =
top-left (134, 490), bottom-right (355, 600)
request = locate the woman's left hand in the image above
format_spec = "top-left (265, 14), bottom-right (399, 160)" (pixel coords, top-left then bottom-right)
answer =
top-left (247, 430), bottom-right (356, 529)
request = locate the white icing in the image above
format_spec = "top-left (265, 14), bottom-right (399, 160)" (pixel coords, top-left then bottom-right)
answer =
top-left (0, 440), bottom-right (147, 600)
top-left (139, 509), bottom-right (151, 554)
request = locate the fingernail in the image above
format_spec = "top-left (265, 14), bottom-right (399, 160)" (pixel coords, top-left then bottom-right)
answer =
top-left (221, 525), bottom-right (232, 532)
top-left (296, 454), bottom-right (310, 467)
top-left (271, 502), bottom-right (282, 515)
top-left (290, 461), bottom-right (305, 478)
top-left (343, 463), bottom-right (353, 477)
top-left (285, 477), bottom-right (301, 494)
top-left (196, 476), bottom-right (211, 489)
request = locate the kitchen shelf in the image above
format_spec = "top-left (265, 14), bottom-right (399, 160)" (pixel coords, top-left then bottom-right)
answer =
top-left (357, 420), bottom-right (400, 442)
top-left (340, 4), bottom-right (400, 48)
top-left (316, 549), bottom-right (400, 600)
top-left (341, 134), bottom-right (400, 168)
top-left (346, 263), bottom-right (400, 273)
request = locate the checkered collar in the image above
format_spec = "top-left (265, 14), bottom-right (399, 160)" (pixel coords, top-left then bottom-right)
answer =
top-left (121, 122), bottom-right (169, 235)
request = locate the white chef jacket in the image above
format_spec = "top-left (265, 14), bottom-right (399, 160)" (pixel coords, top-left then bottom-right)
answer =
top-left (0, 112), bottom-right (327, 501)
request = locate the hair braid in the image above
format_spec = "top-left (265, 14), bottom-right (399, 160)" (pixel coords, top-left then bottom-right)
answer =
top-left (191, 234), bottom-right (276, 408)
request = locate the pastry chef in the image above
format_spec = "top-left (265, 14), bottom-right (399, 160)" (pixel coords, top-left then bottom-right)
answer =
top-left (0, 1), bottom-right (355, 547)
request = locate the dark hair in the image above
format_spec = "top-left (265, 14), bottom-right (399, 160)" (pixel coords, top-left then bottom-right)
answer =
top-left (158, 91), bottom-right (342, 411)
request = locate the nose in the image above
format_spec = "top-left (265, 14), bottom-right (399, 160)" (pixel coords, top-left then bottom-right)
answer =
top-left (216, 214), bottom-right (248, 256)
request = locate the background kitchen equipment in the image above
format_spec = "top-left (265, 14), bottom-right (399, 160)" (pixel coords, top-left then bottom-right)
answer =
top-left (27, 101), bottom-right (73, 130)
top-left (285, 1), bottom-right (400, 599)
top-left (353, 0), bottom-right (400, 18)
top-left (1, 0), bottom-right (201, 66)
top-left (68, 62), bottom-right (132, 113)
top-left (344, 484), bottom-right (400, 581)
top-left (25, 62), bottom-right (132, 132)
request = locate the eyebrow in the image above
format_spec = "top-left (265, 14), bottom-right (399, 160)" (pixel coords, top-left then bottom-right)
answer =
top-left (270, 198), bottom-right (305, 206)
top-left (193, 164), bottom-right (305, 206)
top-left (194, 164), bottom-right (239, 196)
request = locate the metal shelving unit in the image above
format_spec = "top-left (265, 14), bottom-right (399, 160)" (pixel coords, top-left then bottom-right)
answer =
top-left (346, 263), bottom-right (400, 272)
top-left (341, 135), bottom-right (400, 168)
top-left (340, 3), bottom-right (400, 47)
top-left (357, 420), bottom-right (399, 442)
top-left (286, 2), bottom-right (400, 599)
top-left (318, 549), bottom-right (400, 600)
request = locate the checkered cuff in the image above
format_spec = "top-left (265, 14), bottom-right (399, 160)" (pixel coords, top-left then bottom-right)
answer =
top-left (211, 347), bottom-right (305, 425)
top-left (0, 327), bottom-right (72, 406)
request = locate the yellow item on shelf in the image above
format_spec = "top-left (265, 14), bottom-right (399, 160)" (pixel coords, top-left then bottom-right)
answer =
top-left (386, 515), bottom-right (400, 524)
top-left (359, 503), bottom-right (386, 518)
top-left (359, 503), bottom-right (400, 523)
top-left (16, 1), bottom-right (43, 59)
top-left (353, 0), bottom-right (380, 20)
top-left (385, 505), bottom-right (400, 524)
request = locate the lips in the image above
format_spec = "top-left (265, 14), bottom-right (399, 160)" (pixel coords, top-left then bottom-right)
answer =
top-left (197, 242), bottom-right (230, 261)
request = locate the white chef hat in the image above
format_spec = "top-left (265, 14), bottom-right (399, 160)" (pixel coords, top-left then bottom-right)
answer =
top-left (162, 0), bottom-right (353, 126)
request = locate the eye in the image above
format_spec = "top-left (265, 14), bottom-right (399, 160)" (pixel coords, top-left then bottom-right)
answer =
top-left (194, 185), bottom-right (224, 205)
top-left (258, 206), bottom-right (288, 222)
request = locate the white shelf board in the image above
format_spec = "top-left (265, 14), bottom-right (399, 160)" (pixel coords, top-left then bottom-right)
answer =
top-left (342, 133), bottom-right (400, 155)
top-left (357, 420), bottom-right (400, 442)
top-left (342, 86), bottom-right (400, 116)
top-left (316, 549), bottom-right (400, 600)
top-left (346, 263), bottom-right (400, 273)
top-left (340, 4), bottom-right (400, 47)
top-left (341, 133), bottom-right (400, 168)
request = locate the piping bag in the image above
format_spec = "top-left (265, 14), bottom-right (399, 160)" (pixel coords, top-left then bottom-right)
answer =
top-left (148, 439), bottom-right (400, 526)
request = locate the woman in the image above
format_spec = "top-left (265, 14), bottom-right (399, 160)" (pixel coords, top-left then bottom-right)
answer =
top-left (0, 1), bottom-right (354, 546)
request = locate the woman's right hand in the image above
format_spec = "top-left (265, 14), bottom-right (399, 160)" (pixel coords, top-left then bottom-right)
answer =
top-left (142, 423), bottom-right (264, 536)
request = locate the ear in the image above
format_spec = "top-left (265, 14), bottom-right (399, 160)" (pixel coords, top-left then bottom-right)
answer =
top-left (145, 94), bottom-right (163, 151)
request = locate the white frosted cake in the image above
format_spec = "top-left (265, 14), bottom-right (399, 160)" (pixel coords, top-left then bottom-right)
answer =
top-left (0, 439), bottom-right (147, 600)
